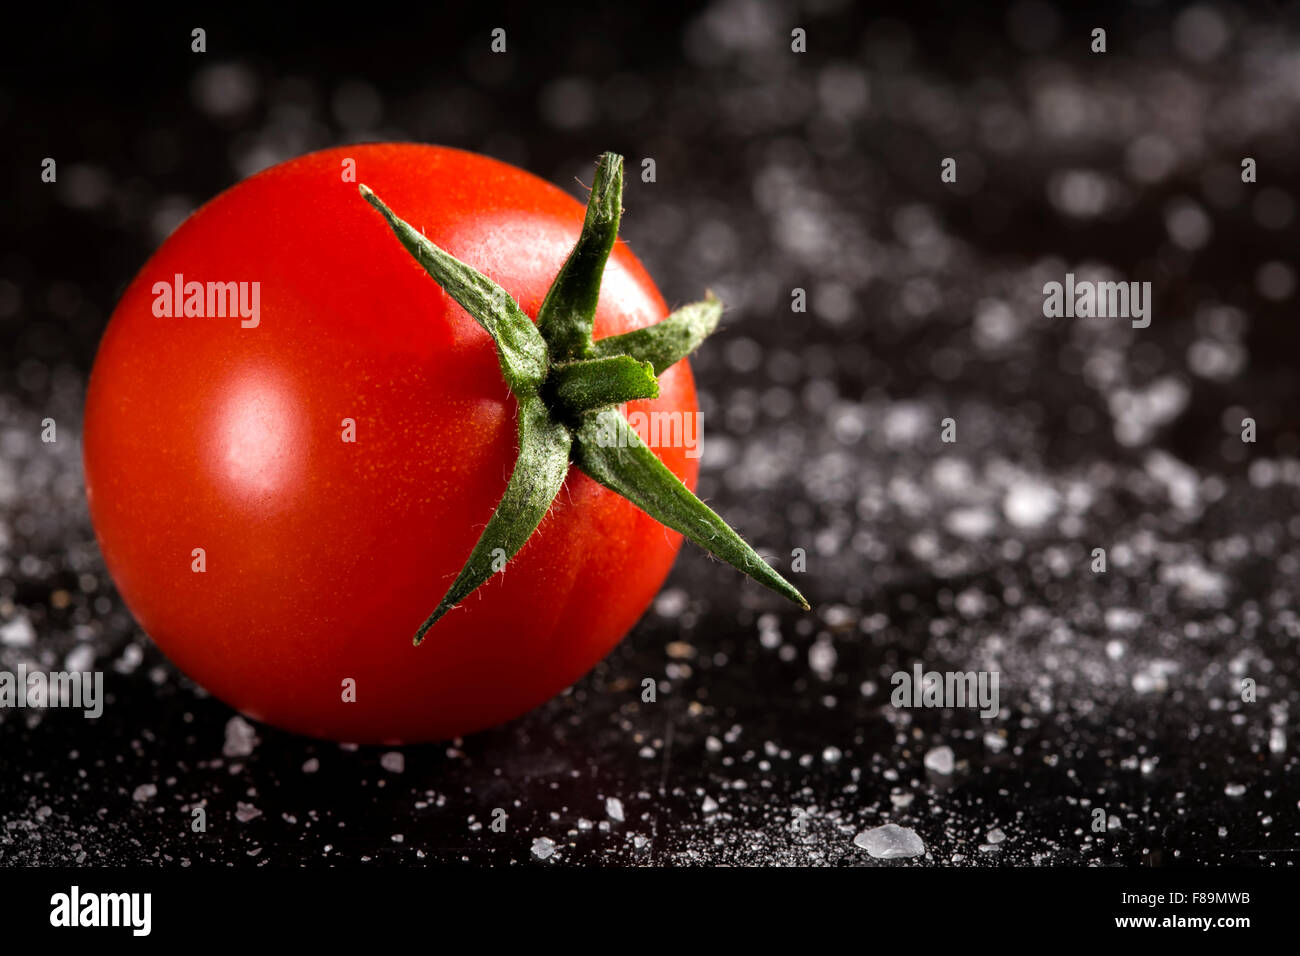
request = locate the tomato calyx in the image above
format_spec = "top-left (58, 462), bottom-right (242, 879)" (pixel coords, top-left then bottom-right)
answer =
top-left (545, 355), bottom-right (659, 420)
top-left (536, 151), bottom-right (623, 362)
top-left (360, 152), bottom-right (810, 646)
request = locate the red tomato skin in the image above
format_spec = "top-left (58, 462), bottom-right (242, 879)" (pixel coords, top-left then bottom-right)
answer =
top-left (83, 144), bottom-right (699, 743)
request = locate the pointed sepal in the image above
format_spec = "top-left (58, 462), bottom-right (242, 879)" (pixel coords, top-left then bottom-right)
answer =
top-left (535, 152), bottom-right (623, 361)
top-left (549, 355), bottom-right (659, 418)
top-left (360, 184), bottom-right (548, 395)
top-left (413, 394), bottom-right (573, 644)
top-left (591, 294), bottom-right (722, 375)
top-left (572, 410), bottom-right (808, 610)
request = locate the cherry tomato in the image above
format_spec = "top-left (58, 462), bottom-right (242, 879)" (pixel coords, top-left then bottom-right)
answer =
top-left (83, 144), bottom-right (698, 743)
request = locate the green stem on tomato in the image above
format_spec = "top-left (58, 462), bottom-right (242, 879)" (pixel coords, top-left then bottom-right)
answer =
top-left (535, 153), bottom-right (623, 361)
top-left (548, 355), bottom-right (659, 418)
top-left (591, 294), bottom-right (723, 375)
top-left (359, 184), bottom-right (548, 394)
top-left (412, 393), bottom-right (572, 645)
top-left (572, 411), bottom-right (809, 610)
top-left (359, 151), bottom-right (809, 645)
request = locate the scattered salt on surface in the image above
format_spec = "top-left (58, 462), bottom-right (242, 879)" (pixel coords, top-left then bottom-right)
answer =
top-left (605, 797), bottom-right (625, 822)
top-left (0, 613), bottom-right (35, 647)
top-left (924, 746), bottom-right (955, 775)
top-left (64, 644), bottom-right (95, 672)
top-left (1003, 480), bottom-right (1059, 529)
top-left (1131, 659), bottom-right (1180, 694)
top-left (945, 507), bottom-right (996, 540)
top-left (654, 588), bottom-right (688, 618)
top-left (1160, 559), bottom-right (1228, 606)
top-left (114, 642), bottom-right (143, 674)
top-left (809, 640), bottom-right (837, 678)
top-left (222, 716), bottom-right (259, 758)
top-left (853, 823), bottom-right (925, 859)
top-left (984, 732), bottom-right (1008, 753)
top-left (1105, 608), bottom-right (1143, 632)
top-left (954, 588), bottom-right (987, 618)
top-left (882, 402), bottom-right (929, 446)
top-left (1144, 450), bottom-right (1200, 511)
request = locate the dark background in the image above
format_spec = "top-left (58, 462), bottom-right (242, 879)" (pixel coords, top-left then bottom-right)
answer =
top-left (2, 0), bottom-right (1299, 866)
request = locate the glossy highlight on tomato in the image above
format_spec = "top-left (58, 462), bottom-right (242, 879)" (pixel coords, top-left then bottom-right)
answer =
top-left (83, 144), bottom-right (699, 743)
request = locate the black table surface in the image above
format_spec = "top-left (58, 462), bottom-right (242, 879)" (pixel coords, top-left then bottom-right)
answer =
top-left (2, 1), bottom-right (1298, 866)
